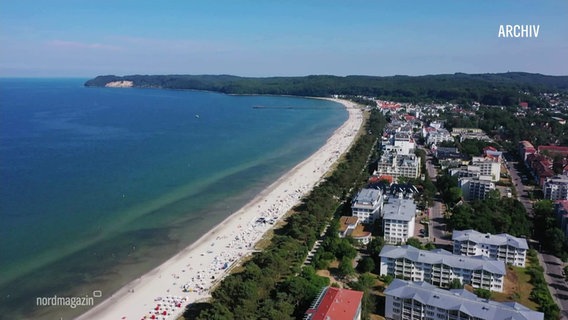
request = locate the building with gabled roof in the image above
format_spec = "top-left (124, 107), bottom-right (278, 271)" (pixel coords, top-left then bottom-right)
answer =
top-left (384, 279), bottom-right (543, 320)
top-left (452, 230), bottom-right (528, 267)
top-left (379, 245), bottom-right (506, 292)
top-left (304, 286), bottom-right (363, 320)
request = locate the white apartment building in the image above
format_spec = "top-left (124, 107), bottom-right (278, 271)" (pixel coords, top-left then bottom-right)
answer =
top-left (459, 177), bottom-right (495, 201)
top-left (382, 198), bottom-right (416, 244)
top-left (452, 230), bottom-right (528, 267)
top-left (426, 128), bottom-right (453, 146)
top-left (470, 157), bottom-right (501, 182)
top-left (543, 175), bottom-right (568, 200)
top-left (392, 132), bottom-right (415, 156)
top-left (384, 279), bottom-right (543, 320)
top-left (379, 245), bottom-right (506, 292)
top-left (376, 152), bottom-right (421, 180)
top-left (351, 188), bottom-right (383, 224)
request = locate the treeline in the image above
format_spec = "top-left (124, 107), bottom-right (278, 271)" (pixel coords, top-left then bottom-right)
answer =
top-left (533, 201), bottom-right (568, 258)
top-left (526, 250), bottom-right (560, 320)
top-left (185, 109), bottom-right (386, 319)
top-left (85, 72), bottom-right (568, 105)
top-left (437, 171), bottom-right (532, 236)
top-left (442, 106), bottom-right (568, 147)
top-left (447, 193), bottom-right (532, 238)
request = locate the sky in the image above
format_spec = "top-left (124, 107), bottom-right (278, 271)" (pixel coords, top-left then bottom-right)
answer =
top-left (1, 1), bottom-right (567, 77)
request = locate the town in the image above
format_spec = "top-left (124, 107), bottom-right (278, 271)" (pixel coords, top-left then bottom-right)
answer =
top-left (300, 95), bottom-right (568, 320)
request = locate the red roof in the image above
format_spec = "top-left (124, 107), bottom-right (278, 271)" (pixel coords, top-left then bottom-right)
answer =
top-left (519, 102), bottom-right (529, 108)
top-left (538, 145), bottom-right (568, 156)
top-left (483, 146), bottom-right (497, 152)
top-left (306, 287), bottom-right (363, 320)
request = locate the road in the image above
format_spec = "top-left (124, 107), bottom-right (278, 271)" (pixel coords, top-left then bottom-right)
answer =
top-left (539, 253), bottom-right (568, 319)
top-left (422, 148), bottom-right (452, 248)
top-left (504, 152), bottom-right (567, 318)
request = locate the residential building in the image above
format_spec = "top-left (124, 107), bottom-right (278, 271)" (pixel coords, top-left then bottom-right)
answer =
top-left (351, 188), bottom-right (383, 224)
top-left (544, 175), bottom-right (568, 200)
top-left (519, 140), bottom-right (536, 162)
top-left (537, 145), bottom-right (568, 158)
top-left (382, 198), bottom-right (416, 244)
top-left (483, 146), bottom-right (503, 162)
top-left (425, 128), bottom-right (453, 146)
top-left (526, 153), bottom-right (555, 186)
top-left (433, 147), bottom-right (463, 160)
top-left (338, 216), bottom-right (372, 245)
top-left (379, 245), bottom-right (506, 292)
top-left (451, 128), bottom-right (483, 135)
top-left (304, 286), bottom-right (363, 320)
top-left (459, 177), bottom-right (495, 201)
top-left (384, 279), bottom-right (543, 320)
top-left (470, 156), bottom-right (501, 182)
top-left (392, 132), bottom-right (416, 155)
top-left (376, 152), bottom-right (421, 180)
top-left (451, 128), bottom-right (492, 142)
top-left (452, 230), bottom-right (528, 267)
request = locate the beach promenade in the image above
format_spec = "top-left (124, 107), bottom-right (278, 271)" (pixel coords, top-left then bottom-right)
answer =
top-left (76, 99), bottom-right (364, 320)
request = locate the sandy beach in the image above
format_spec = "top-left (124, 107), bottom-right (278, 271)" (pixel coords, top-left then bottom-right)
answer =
top-left (76, 98), bottom-right (364, 320)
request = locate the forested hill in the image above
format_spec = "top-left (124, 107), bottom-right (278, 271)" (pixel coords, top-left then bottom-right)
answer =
top-left (85, 72), bottom-right (568, 105)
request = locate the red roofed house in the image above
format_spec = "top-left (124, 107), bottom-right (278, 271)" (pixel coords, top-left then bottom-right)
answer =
top-left (538, 145), bottom-right (568, 158)
top-left (404, 114), bottom-right (416, 122)
top-left (519, 101), bottom-right (529, 109)
top-left (526, 154), bottom-right (555, 187)
top-left (519, 141), bottom-right (536, 162)
top-left (305, 287), bottom-right (364, 320)
top-left (483, 146), bottom-right (502, 162)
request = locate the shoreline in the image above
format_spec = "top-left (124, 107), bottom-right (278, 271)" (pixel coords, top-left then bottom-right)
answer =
top-left (76, 98), bottom-right (364, 320)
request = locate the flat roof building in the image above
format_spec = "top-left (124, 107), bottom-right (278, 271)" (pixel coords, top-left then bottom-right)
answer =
top-left (351, 188), bottom-right (383, 224)
top-left (338, 216), bottom-right (372, 245)
top-left (382, 198), bottom-right (416, 244)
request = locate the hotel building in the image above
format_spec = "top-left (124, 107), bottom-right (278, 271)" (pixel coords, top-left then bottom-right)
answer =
top-left (543, 175), bottom-right (568, 200)
top-left (379, 245), bottom-right (506, 292)
top-left (351, 188), bottom-right (383, 224)
top-left (376, 152), bottom-right (421, 180)
top-left (382, 198), bottom-right (416, 244)
top-left (384, 279), bottom-right (543, 320)
top-left (458, 177), bottom-right (495, 201)
top-left (452, 230), bottom-right (528, 267)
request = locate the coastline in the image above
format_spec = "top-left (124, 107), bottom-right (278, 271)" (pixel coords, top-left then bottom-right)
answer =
top-left (76, 98), bottom-right (364, 320)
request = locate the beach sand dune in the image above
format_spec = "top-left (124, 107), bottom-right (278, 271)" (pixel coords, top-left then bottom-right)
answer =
top-left (76, 99), bottom-right (363, 320)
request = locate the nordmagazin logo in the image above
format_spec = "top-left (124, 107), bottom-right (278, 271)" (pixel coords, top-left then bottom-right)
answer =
top-left (36, 290), bottom-right (101, 309)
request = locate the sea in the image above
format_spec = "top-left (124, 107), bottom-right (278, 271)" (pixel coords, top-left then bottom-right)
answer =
top-left (0, 78), bottom-right (347, 319)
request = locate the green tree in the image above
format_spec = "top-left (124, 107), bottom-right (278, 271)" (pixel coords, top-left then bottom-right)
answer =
top-left (474, 288), bottom-right (492, 299)
top-left (448, 279), bottom-right (463, 289)
top-left (405, 237), bottom-right (423, 249)
top-left (339, 257), bottom-right (355, 277)
top-left (357, 257), bottom-right (376, 273)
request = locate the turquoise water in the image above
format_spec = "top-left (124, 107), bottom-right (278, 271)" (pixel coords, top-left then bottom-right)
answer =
top-left (0, 78), bottom-right (346, 319)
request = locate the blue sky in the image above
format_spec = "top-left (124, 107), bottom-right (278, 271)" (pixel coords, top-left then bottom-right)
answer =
top-left (1, 1), bottom-right (567, 77)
